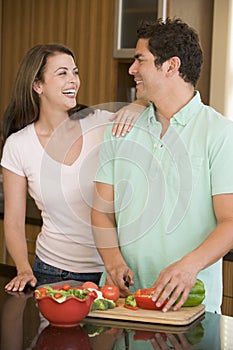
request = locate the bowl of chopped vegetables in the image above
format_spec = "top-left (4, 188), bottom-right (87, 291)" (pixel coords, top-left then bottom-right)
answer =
top-left (34, 284), bottom-right (97, 327)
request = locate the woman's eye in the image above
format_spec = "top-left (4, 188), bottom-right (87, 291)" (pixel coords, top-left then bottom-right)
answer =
top-left (59, 71), bottom-right (67, 75)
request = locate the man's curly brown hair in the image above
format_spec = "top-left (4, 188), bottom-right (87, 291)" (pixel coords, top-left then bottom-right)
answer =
top-left (137, 18), bottom-right (203, 87)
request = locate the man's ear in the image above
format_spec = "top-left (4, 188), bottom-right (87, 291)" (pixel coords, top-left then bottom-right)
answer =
top-left (33, 80), bottom-right (43, 94)
top-left (166, 56), bottom-right (181, 74)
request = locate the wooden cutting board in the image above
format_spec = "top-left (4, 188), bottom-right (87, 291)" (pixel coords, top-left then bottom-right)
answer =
top-left (87, 298), bottom-right (205, 326)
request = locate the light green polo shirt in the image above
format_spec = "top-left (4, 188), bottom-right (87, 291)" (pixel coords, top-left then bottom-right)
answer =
top-left (96, 91), bottom-right (233, 313)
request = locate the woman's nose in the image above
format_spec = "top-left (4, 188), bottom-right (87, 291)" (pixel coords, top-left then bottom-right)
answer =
top-left (67, 70), bottom-right (77, 81)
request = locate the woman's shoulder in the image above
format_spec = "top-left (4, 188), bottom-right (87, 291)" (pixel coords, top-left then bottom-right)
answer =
top-left (4, 124), bottom-right (35, 152)
top-left (6, 123), bottom-right (34, 141)
top-left (80, 108), bottom-right (113, 129)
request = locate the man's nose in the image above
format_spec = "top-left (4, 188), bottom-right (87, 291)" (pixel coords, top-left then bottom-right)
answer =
top-left (128, 61), bottom-right (137, 75)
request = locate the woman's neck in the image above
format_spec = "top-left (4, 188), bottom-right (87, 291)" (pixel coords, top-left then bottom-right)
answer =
top-left (35, 110), bottom-right (69, 136)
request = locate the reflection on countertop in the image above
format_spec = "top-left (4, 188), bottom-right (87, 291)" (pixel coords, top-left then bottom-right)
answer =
top-left (0, 263), bottom-right (233, 350)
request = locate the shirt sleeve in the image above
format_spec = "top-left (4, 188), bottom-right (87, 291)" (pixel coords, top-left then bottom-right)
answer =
top-left (1, 134), bottom-right (25, 177)
top-left (210, 122), bottom-right (233, 195)
top-left (95, 122), bottom-right (116, 185)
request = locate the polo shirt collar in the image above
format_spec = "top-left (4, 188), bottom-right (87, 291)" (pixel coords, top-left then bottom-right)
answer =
top-left (146, 90), bottom-right (202, 126)
top-left (171, 90), bottom-right (201, 126)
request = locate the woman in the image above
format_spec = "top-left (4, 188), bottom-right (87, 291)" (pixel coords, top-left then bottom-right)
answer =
top-left (1, 44), bottom-right (145, 291)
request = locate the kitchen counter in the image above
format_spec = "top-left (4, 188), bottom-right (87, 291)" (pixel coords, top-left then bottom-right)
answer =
top-left (0, 264), bottom-right (233, 350)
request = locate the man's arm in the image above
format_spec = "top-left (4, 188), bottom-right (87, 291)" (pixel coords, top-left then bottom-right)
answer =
top-left (151, 193), bottom-right (233, 312)
top-left (91, 181), bottom-right (134, 295)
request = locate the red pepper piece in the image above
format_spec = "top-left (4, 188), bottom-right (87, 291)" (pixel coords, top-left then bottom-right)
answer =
top-left (123, 304), bottom-right (138, 310)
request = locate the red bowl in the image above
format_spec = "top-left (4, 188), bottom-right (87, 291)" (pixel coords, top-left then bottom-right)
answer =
top-left (35, 292), bottom-right (96, 327)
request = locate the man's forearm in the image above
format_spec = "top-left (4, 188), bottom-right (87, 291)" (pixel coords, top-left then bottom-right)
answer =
top-left (182, 220), bottom-right (233, 273)
top-left (91, 208), bottom-right (127, 271)
top-left (91, 208), bottom-right (119, 249)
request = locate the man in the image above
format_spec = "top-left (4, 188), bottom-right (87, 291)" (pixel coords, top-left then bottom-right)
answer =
top-left (91, 18), bottom-right (233, 313)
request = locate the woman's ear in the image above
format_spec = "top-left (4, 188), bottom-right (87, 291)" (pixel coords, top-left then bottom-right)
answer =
top-left (33, 80), bottom-right (43, 94)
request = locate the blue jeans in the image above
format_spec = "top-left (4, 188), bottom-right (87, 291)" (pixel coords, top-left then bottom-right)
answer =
top-left (33, 255), bottom-right (102, 286)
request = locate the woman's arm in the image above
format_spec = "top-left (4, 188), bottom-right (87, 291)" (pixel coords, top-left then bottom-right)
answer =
top-left (2, 167), bottom-right (37, 291)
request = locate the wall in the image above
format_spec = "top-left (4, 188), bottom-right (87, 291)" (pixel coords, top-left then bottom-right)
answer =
top-left (210, 0), bottom-right (233, 118)
top-left (0, 0), bottom-right (215, 119)
top-left (0, 0), bottom-right (116, 119)
top-left (168, 0), bottom-right (214, 105)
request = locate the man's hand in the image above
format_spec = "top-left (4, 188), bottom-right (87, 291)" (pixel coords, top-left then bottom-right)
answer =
top-left (106, 265), bottom-right (135, 297)
top-left (151, 257), bottom-right (198, 312)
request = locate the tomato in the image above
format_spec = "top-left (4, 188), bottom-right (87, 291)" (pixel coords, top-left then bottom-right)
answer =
top-left (54, 293), bottom-right (63, 299)
top-left (134, 288), bottom-right (168, 310)
top-left (34, 287), bottom-right (48, 298)
top-left (101, 284), bottom-right (120, 302)
top-left (62, 284), bottom-right (71, 291)
top-left (82, 281), bottom-right (99, 290)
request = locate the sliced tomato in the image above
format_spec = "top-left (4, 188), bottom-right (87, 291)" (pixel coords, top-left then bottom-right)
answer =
top-left (34, 287), bottom-right (48, 298)
top-left (54, 293), bottom-right (63, 299)
top-left (101, 284), bottom-right (120, 302)
top-left (62, 284), bottom-right (71, 291)
top-left (134, 288), bottom-right (168, 310)
top-left (82, 281), bottom-right (99, 290)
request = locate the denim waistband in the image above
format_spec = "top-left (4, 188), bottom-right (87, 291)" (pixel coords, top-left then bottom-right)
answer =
top-left (33, 255), bottom-right (102, 286)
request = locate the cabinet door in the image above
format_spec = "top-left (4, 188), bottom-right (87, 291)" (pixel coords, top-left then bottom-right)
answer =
top-left (0, 219), bottom-right (40, 267)
top-left (25, 223), bottom-right (41, 266)
top-left (0, 219), bottom-right (5, 264)
top-left (114, 0), bottom-right (167, 58)
top-left (0, 0), bottom-right (116, 115)
top-left (222, 260), bottom-right (233, 316)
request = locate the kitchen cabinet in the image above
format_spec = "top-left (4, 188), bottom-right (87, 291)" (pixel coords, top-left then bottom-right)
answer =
top-left (0, 218), bottom-right (41, 266)
top-left (0, 219), bottom-right (5, 264)
top-left (222, 259), bottom-right (233, 316)
top-left (116, 59), bottom-right (134, 102)
top-left (113, 0), bottom-right (167, 101)
top-left (114, 0), bottom-right (214, 105)
top-left (0, 0), bottom-right (116, 117)
top-left (113, 0), bottom-right (167, 58)
top-left (0, 0), bottom-right (214, 115)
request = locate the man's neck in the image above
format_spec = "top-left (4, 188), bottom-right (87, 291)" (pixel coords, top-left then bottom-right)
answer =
top-left (153, 85), bottom-right (195, 137)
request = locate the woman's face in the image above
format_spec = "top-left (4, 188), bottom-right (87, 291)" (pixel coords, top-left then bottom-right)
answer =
top-left (34, 52), bottom-right (80, 112)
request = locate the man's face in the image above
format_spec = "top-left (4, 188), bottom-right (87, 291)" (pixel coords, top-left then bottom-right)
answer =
top-left (129, 39), bottom-right (166, 102)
